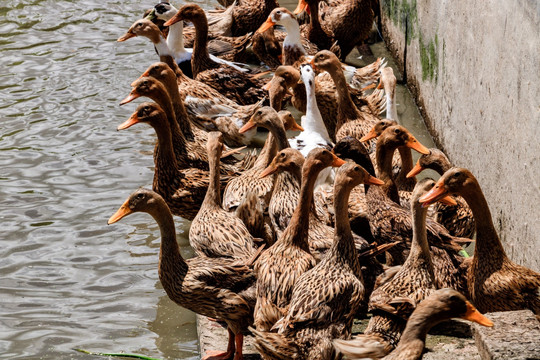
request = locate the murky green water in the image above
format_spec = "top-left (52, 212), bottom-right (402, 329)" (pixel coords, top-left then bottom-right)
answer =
top-left (0, 1), bottom-right (438, 359)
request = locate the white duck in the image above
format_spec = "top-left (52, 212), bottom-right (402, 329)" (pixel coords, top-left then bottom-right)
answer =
top-left (289, 64), bottom-right (334, 186)
top-left (147, 2), bottom-right (247, 74)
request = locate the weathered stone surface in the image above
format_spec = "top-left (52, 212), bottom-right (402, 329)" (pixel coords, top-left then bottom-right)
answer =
top-left (472, 310), bottom-right (540, 360)
top-left (197, 315), bottom-right (261, 359)
top-left (379, 0), bottom-right (540, 272)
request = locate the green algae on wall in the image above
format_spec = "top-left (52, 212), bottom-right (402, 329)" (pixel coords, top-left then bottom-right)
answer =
top-left (381, 0), bottom-right (440, 83)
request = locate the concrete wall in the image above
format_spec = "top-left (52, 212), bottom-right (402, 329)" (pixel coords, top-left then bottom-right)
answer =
top-left (379, 0), bottom-right (540, 271)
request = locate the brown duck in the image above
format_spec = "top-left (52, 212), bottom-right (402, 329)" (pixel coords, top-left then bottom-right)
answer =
top-left (189, 132), bottom-right (258, 260)
top-left (251, 162), bottom-right (385, 360)
top-left (164, 4), bottom-right (267, 106)
top-left (406, 148), bottom-right (475, 239)
top-left (253, 148), bottom-right (345, 332)
top-left (108, 188), bottom-right (257, 360)
top-left (334, 288), bottom-right (494, 360)
top-left (420, 167), bottom-right (540, 316)
top-left (117, 102), bottom-right (228, 221)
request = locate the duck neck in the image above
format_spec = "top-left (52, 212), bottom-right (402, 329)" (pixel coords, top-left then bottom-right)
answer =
top-left (461, 181), bottom-right (507, 259)
top-left (397, 146), bottom-right (416, 189)
top-left (284, 163), bottom-right (319, 249)
top-left (395, 309), bottom-right (436, 357)
top-left (191, 15), bottom-right (218, 76)
top-left (151, 90), bottom-right (189, 158)
top-left (152, 32), bottom-right (173, 58)
top-left (431, 158), bottom-right (452, 176)
top-left (268, 121), bottom-right (291, 151)
top-left (254, 132), bottom-right (278, 169)
top-left (385, 90), bottom-right (398, 121)
top-left (167, 19), bottom-right (189, 59)
top-left (305, 77), bottom-right (331, 140)
top-left (375, 141), bottom-right (400, 203)
top-left (330, 180), bottom-right (359, 266)
top-left (152, 117), bottom-right (180, 182)
top-left (328, 66), bottom-right (357, 129)
top-left (201, 146), bottom-right (222, 209)
top-left (405, 202), bottom-right (434, 275)
top-left (161, 76), bottom-right (194, 139)
top-left (282, 18), bottom-right (306, 65)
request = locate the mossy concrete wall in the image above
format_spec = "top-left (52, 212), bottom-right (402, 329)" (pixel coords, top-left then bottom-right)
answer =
top-left (379, 0), bottom-right (539, 271)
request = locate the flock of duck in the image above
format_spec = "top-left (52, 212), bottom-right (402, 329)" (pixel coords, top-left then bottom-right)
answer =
top-left (107, 1), bottom-right (540, 359)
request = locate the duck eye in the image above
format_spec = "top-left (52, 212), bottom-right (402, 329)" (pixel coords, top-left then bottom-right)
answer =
top-left (136, 193), bottom-right (144, 199)
top-left (454, 172), bottom-right (461, 178)
top-left (394, 128), bottom-right (401, 135)
top-left (276, 10), bottom-right (281, 14)
top-left (257, 110), bottom-right (262, 115)
top-left (280, 153), bottom-right (286, 158)
top-left (354, 166), bottom-right (360, 171)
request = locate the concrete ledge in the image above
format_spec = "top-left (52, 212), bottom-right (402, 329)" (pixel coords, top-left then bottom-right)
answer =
top-left (472, 310), bottom-right (540, 360)
top-left (197, 315), bottom-right (261, 359)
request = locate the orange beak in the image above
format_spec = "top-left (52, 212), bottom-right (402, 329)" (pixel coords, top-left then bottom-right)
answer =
top-left (117, 31), bottom-right (136, 42)
top-left (137, 69), bottom-right (151, 82)
top-left (438, 195), bottom-right (458, 206)
top-left (117, 112), bottom-right (140, 130)
top-left (419, 178), bottom-right (448, 206)
top-left (256, 17), bottom-right (276, 34)
top-left (119, 91), bottom-right (139, 106)
top-left (239, 119), bottom-right (257, 134)
top-left (462, 301), bottom-right (494, 327)
top-left (331, 153), bottom-right (346, 167)
top-left (405, 135), bottom-right (430, 155)
top-left (108, 198), bottom-right (132, 224)
top-left (289, 120), bottom-right (304, 132)
top-left (376, 79), bottom-right (384, 89)
top-left (360, 127), bottom-right (379, 142)
top-left (293, 0), bottom-right (309, 15)
top-left (164, 15), bottom-right (181, 27)
top-left (310, 58), bottom-right (317, 71)
top-left (366, 175), bottom-right (385, 186)
top-left (406, 160), bottom-right (424, 178)
top-left (277, 54), bottom-right (283, 64)
top-left (260, 164), bottom-right (278, 178)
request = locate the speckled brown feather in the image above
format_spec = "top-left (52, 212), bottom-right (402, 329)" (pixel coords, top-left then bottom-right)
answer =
top-left (110, 189), bottom-right (257, 340)
top-left (253, 149), bottom-right (339, 332)
top-left (424, 168), bottom-right (540, 316)
top-left (189, 132), bottom-right (258, 260)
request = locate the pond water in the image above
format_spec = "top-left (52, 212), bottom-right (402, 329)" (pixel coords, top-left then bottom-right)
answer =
top-left (0, 1), bottom-right (436, 359)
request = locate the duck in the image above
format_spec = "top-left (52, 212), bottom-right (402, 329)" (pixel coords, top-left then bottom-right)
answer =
top-left (253, 148), bottom-right (345, 332)
top-left (334, 288), bottom-right (494, 360)
top-left (189, 132), bottom-right (258, 260)
top-left (137, 61), bottom-right (261, 148)
top-left (117, 102), bottom-right (228, 221)
top-left (164, 4), bottom-right (267, 106)
top-left (420, 167), bottom-right (540, 316)
top-left (222, 107), bottom-right (303, 213)
top-left (310, 50), bottom-right (383, 148)
top-left (108, 188), bottom-right (257, 360)
top-left (117, 18), bottom-right (247, 76)
top-left (294, 0), bottom-right (375, 60)
top-left (263, 147), bottom-right (392, 306)
top-left (406, 149), bottom-right (475, 239)
top-left (288, 64), bottom-right (334, 186)
top-left (256, 7), bottom-right (315, 66)
top-left (120, 74), bottom-right (249, 175)
top-left (293, 0), bottom-right (337, 54)
top-left (363, 127), bottom-right (470, 294)
top-left (267, 63), bottom-right (384, 142)
top-left (360, 119), bottom-right (417, 193)
top-left (150, 2), bottom-right (253, 64)
top-left (206, 0), bottom-right (278, 37)
top-left (251, 162), bottom-right (385, 360)
top-left (335, 178), bottom-right (456, 357)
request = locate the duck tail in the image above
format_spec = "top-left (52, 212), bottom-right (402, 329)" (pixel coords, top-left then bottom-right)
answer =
top-left (333, 335), bottom-right (387, 360)
top-left (249, 327), bottom-right (299, 360)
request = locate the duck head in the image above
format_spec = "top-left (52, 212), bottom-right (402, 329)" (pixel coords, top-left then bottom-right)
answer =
top-left (378, 125), bottom-right (430, 155)
top-left (260, 148), bottom-right (305, 178)
top-left (257, 8), bottom-right (298, 33)
top-left (419, 168), bottom-right (477, 206)
top-left (118, 18), bottom-right (162, 43)
top-left (117, 102), bottom-right (166, 130)
top-left (164, 3), bottom-right (205, 27)
top-left (407, 148), bottom-right (450, 178)
top-left (120, 77), bottom-right (167, 105)
top-left (240, 106), bottom-right (303, 134)
top-left (360, 119), bottom-right (397, 142)
top-left (108, 188), bottom-right (165, 224)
